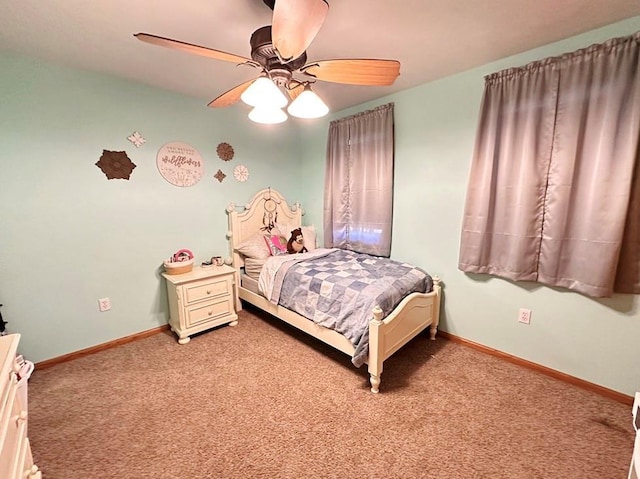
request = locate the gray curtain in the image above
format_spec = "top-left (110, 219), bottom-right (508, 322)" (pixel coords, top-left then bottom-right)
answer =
top-left (459, 32), bottom-right (640, 297)
top-left (324, 103), bottom-right (394, 257)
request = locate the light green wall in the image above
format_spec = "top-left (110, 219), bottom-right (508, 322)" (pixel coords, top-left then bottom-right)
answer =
top-left (0, 52), bottom-right (301, 362)
top-left (298, 17), bottom-right (640, 396)
top-left (3, 17), bottom-right (639, 396)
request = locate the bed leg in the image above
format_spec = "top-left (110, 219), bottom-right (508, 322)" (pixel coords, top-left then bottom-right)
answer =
top-left (429, 324), bottom-right (438, 340)
top-left (369, 306), bottom-right (384, 394)
top-left (370, 374), bottom-right (381, 394)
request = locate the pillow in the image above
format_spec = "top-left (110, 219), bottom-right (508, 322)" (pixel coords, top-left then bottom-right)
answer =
top-left (301, 226), bottom-right (317, 251)
top-left (234, 232), bottom-right (270, 259)
top-left (275, 223), bottom-right (317, 252)
top-left (244, 257), bottom-right (268, 280)
top-left (264, 234), bottom-right (288, 256)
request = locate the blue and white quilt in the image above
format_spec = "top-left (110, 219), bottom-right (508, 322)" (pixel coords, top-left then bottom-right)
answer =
top-left (258, 248), bottom-right (433, 367)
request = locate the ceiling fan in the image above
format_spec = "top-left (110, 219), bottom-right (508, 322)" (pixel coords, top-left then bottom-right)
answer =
top-left (134, 0), bottom-right (400, 122)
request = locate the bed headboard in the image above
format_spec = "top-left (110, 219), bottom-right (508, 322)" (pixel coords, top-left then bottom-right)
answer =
top-left (227, 188), bottom-right (302, 268)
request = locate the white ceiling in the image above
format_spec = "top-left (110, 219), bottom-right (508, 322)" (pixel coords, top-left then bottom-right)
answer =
top-left (1, 0), bottom-right (639, 113)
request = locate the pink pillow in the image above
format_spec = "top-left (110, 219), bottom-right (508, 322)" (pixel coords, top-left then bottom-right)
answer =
top-left (264, 235), bottom-right (288, 256)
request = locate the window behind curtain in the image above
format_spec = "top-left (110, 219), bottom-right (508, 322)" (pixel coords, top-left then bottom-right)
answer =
top-left (458, 32), bottom-right (640, 297)
top-left (324, 103), bottom-right (394, 257)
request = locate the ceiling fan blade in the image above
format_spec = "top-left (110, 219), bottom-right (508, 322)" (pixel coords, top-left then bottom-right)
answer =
top-left (271, 0), bottom-right (329, 63)
top-left (300, 59), bottom-right (401, 86)
top-left (208, 79), bottom-right (258, 108)
top-left (134, 33), bottom-right (251, 64)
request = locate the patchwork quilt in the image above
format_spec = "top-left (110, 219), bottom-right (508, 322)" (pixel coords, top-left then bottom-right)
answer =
top-left (258, 248), bottom-right (433, 367)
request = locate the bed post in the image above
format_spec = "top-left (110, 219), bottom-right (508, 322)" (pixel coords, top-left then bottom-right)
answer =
top-left (430, 276), bottom-right (441, 341)
top-left (226, 202), bottom-right (240, 269)
top-left (368, 306), bottom-right (385, 394)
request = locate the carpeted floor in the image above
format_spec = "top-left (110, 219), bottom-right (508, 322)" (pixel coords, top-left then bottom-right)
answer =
top-left (27, 307), bottom-right (634, 478)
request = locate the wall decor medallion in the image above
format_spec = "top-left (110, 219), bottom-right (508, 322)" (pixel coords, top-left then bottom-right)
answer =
top-left (216, 142), bottom-right (234, 161)
top-left (95, 150), bottom-right (137, 180)
top-left (233, 164), bottom-right (249, 182)
top-left (156, 141), bottom-right (204, 187)
top-left (214, 169), bottom-right (227, 183)
top-left (127, 131), bottom-right (146, 148)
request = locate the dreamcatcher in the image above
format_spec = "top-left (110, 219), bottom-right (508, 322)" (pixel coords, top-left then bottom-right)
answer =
top-left (260, 187), bottom-right (281, 232)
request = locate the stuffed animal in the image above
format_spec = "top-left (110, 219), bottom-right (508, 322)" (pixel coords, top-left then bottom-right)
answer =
top-left (287, 228), bottom-right (308, 254)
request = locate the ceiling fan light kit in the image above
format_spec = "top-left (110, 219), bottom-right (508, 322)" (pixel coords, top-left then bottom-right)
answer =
top-left (287, 85), bottom-right (329, 119)
top-left (135, 0), bottom-right (400, 124)
top-left (248, 106), bottom-right (288, 125)
top-left (240, 76), bottom-right (288, 109)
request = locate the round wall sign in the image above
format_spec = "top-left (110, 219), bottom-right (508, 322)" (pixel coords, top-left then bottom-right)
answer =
top-left (156, 141), bottom-right (204, 187)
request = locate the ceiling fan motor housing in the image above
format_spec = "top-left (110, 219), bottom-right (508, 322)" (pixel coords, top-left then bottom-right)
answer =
top-left (250, 25), bottom-right (307, 81)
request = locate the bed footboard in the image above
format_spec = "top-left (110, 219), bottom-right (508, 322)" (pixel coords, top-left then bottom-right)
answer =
top-left (368, 277), bottom-right (441, 393)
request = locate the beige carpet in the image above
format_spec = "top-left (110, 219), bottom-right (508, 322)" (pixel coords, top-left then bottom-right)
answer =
top-left (27, 307), bottom-right (634, 478)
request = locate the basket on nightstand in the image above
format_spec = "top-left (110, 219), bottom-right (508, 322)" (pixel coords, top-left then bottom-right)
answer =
top-left (163, 258), bottom-right (194, 275)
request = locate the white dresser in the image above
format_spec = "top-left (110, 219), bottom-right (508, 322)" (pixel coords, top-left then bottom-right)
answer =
top-left (630, 392), bottom-right (640, 479)
top-left (0, 333), bottom-right (40, 478)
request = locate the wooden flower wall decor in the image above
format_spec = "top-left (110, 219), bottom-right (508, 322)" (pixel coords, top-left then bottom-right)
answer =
top-left (214, 169), bottom-right (227, 183)
top-left (216, 142), bottom-right (234, 161)
top-left (95, 150), bottom-right (137, 180)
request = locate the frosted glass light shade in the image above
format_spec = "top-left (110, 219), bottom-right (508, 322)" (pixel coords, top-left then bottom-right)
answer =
top-left (248, 106), bottom-right (288, 124)
top-left (241, 77), bottom-right (288, 108)
top-left (287, 87), bottom-right (329, 119)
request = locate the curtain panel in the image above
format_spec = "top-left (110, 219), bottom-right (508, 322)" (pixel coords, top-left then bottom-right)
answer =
top-left (324, 103), bottom-right (394, 257)
top-left (459, 32), bottom-right (640, 297)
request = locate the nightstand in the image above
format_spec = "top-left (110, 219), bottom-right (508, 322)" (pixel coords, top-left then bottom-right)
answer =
top-left (162, 265), bottom-right (239, 344)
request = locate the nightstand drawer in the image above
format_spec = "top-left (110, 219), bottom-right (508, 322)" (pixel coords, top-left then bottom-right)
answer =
top-left (186, 297), bottom-right (234, 328)
top-left (184, 277), bottom-right (232, 304)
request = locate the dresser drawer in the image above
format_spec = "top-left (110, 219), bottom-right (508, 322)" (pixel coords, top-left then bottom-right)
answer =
top-left (15, 437), bottom-right (40, 479)
top-left (0, 393), bottom-right (28, 479)
top-left (183, 276), bottom-right (232, 304)
top-left (0, 373), bottom-right (19, 452)
top-left (185, 296), bottom-right (234, 328)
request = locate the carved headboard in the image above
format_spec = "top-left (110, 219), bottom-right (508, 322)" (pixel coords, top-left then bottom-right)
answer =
top-left (227, 188), bottom-right (302, 268)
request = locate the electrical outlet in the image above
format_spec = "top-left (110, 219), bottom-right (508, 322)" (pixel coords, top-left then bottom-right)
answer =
top-left (98, 298), bottom-right (111, 312)
top-left (518, 308), bottom-right (531, 324)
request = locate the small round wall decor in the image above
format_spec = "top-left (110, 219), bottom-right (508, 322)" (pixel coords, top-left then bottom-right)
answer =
top-left (233, 164), bottom-right (249, 182)
top-left (216, 142), bottom-right (234, 161)
top-left (156, 141), bottom-right (204, 187)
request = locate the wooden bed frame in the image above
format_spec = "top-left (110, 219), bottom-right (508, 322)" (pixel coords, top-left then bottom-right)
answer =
top-left (227, 188), bottom-right (441, 393)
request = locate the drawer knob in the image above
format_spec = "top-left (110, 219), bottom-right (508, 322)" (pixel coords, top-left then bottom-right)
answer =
top-left (206, 290), bottom-right (212, 295)
top-left (208, 310), bottom-right (213, 316)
